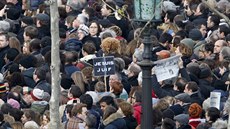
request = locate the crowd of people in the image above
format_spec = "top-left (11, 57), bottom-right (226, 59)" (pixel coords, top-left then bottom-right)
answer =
top-left (0, 0), bottom-right (229, 129)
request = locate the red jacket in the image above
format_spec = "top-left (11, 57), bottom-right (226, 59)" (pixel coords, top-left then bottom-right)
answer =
top-left (133, 103), bottom-right (142, 124)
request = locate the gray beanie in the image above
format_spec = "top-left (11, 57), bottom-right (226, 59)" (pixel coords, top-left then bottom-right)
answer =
top-left (180, 38), bottom-right (195, 50)
top-left (174, 114), bottom-right (189, 126)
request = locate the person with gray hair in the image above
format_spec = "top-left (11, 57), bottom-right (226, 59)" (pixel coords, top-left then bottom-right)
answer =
top-left (219, 46), bottom-right (230, 61)
top-left (0, 21), bottom-right (10, 33)
top-left (70, 14), bottom-right (88, 34)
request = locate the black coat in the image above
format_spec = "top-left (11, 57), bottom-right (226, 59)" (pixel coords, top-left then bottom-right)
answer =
top-left (22, 67), bottom-right (36, 88)
top-left (0, 46), bottom-right (9, 70)
top-left (198, 79), bottom-right (214, 99)
top-left (190, 91), bottom-right (204, 106)
top-left (124, 116), bottom-right (138, 129)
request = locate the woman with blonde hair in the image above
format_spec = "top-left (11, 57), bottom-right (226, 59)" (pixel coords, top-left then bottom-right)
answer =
top-left (71, 71), bottom-right (87, 93)
top-left (9, 37), bottom-right (22, 53)
top-left (10, 122), bottom-right (24, 129)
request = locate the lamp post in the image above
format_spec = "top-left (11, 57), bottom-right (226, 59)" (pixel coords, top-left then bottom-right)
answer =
top-left (133, 0), bottom-right (161, 129)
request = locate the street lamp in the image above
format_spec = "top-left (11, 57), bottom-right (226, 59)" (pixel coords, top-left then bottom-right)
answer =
top-left (133, 0), bottom-right (161, 129)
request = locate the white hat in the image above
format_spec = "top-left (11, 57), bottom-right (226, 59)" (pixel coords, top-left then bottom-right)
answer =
top-left (31, 88), bottom-right (44, 101)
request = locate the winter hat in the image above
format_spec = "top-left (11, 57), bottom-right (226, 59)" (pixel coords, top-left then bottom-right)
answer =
top-left (189, 29), bottom-right (203, 41)
top-left (156, 50), bottom-right (170, 59)
top-left (66, 0), bottom-right (87, 11)
top-left (199, 64), bottom-right (212, 79)
top-left (180, 38), bottom-right (195, 50)
top-left (77, 24), bottom-right (89, 36)
top-left (7, 98), bottom-right (20, 109)
top-left (86, 91), bottom-right (99, 104)
top-left (21, 16), bottom-right (34, 25)
top-left (188, 103), bottom-right (202, 118)
top-left (175, 93), bottom-right (191, 103)
top-left (30, 88), bottom-right (44, 101)
top-left (35, 13), bottom-right (50, 22)
top-left (0, 83), bottom-right (7, 94)
top-left (174, 114), bottom-right (189, 126)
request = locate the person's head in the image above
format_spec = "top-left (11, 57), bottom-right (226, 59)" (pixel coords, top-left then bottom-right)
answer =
top-left (118, 101), bottom-right (133, 117)
top-left (21, 109), bottom-right (36, 124)
top-left (164, 10), bottom-right (177, 23)
top-left (82, 42), bottom-right (96, 56)
top-left (0, 33), bottom-right (9, 49)
top-left (41, 110), bottom-right (50, 126)
top-left (205, 107), bottom-right (220, 123)
top-left (99, 96), bottom-right (117, 111)
top-left (161, 118), bottom-right (175, 129)
top-left (82, 7), bottom-right (95, 19)
top-left (100, 37), bottom-right (121, 55)
top-left (132, 88), bottom-right (142, 103)
top-left (184, 81), bottom-right (198, 95)
top-left (173, 77), bottom-right (188, 92)
top-left (207, 15), bottom-right (220, 29)
top-left (77, 24), bottom-right (89, 40)
top-left (24, 26), bottom-right (38, 42)
top-left (95, 81), bottom-right (105, 92)
top-left (80, 94), bottom-right (93, 110)
top-left (29, 39), bottom-right (41, 52)
top-left (177, 38), bottom-right (195, 57)
top-left (64, 51), bottom-right (78, 64)
top-left (66, 0), bottom-right (87, 13)
top-left (199, 43), bottom-right (214, 59)
top-left (194, 3), bottom-right (209, 16)
top-left (35, 13), bottom-right (50, 27)
top-left (214, 40), bottom-right (228, 54)
top-left (85, 113), bottom-right (97, 129)
top-left (68, 85), bottom-right (82, 99)
top-left (70, 103), bottom-right (87, 118)
top-left (72, 14), bottom-right (88, 28)
top-left (194, 20), bottom-right (207, 38)
top-left (9, 37), bottom-right (21, 53)
top-left (65, 16), bottom-right (76, 28)
top-left (33, 67), bottom-right (47, 82)
top-left (159, 33), bottom-right (173, 45)
top-left (101, 1), bottom-right (116, 17)
top-left (127, 63), bottom-right (141, 78)
top-left (219, 46), bottom-right (230, 62)
top-left (218, 25), bottom-right (230, 39)
top-left (188, 103), bottom-right (202, 118)
top-left (89, 21), bottom-right (102, 36)
top-left (103, 105), bottom-right (117, 120)
top-left (18, 54), bottom-right (37, 71)
top-left (110, 81), bottom-right (123, 97)
top-left (5, 48), bottom-right (19, 63)
top-left (109, 72), bottom-right (122, 86)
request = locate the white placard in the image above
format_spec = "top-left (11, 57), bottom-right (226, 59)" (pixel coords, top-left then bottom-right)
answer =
top-left (154, 55), bottom-right (180, 82)
top-left (210, 92), bottom-right (221, 110)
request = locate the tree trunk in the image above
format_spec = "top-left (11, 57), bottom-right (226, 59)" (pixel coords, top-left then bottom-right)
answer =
top-left (49, 0), bottom-right (61, 129)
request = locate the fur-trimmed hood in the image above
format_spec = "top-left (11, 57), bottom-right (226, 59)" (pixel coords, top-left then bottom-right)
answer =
top-left (103, 112), bottom-right (123, 126)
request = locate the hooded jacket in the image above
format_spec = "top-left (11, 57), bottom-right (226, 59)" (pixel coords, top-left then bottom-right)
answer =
top-left (103, 112), bottom-right (127, 129)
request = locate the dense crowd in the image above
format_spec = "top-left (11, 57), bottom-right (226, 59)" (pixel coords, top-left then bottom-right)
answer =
top-left (0, 0), bottom-right (229, 129)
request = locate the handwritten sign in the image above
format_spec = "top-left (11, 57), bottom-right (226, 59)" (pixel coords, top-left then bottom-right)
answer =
top-left (210, 92), bottom-right (221, 110)
top-left (154, 55), bottom-right (180, 82)
top-left (93, 56), bottom-right (115, 76)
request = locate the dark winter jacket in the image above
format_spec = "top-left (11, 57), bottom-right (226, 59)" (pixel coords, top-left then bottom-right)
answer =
top-left (123, 116), bottom-right (138, 129)
top-left (103, 112), bottom-right (127, 129)
top-left (0, 46), bottom-right (10, 70)
top-left (22, 67), bottom-right (36, 88)
top-left (34, 80), bottom-right (51, 95)
top-left (190, 91), bottom-right (204, 106)
top-left (198, 79), bottom-right (214, 99)
top-left (65, 38), bottom-right (82, 52)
